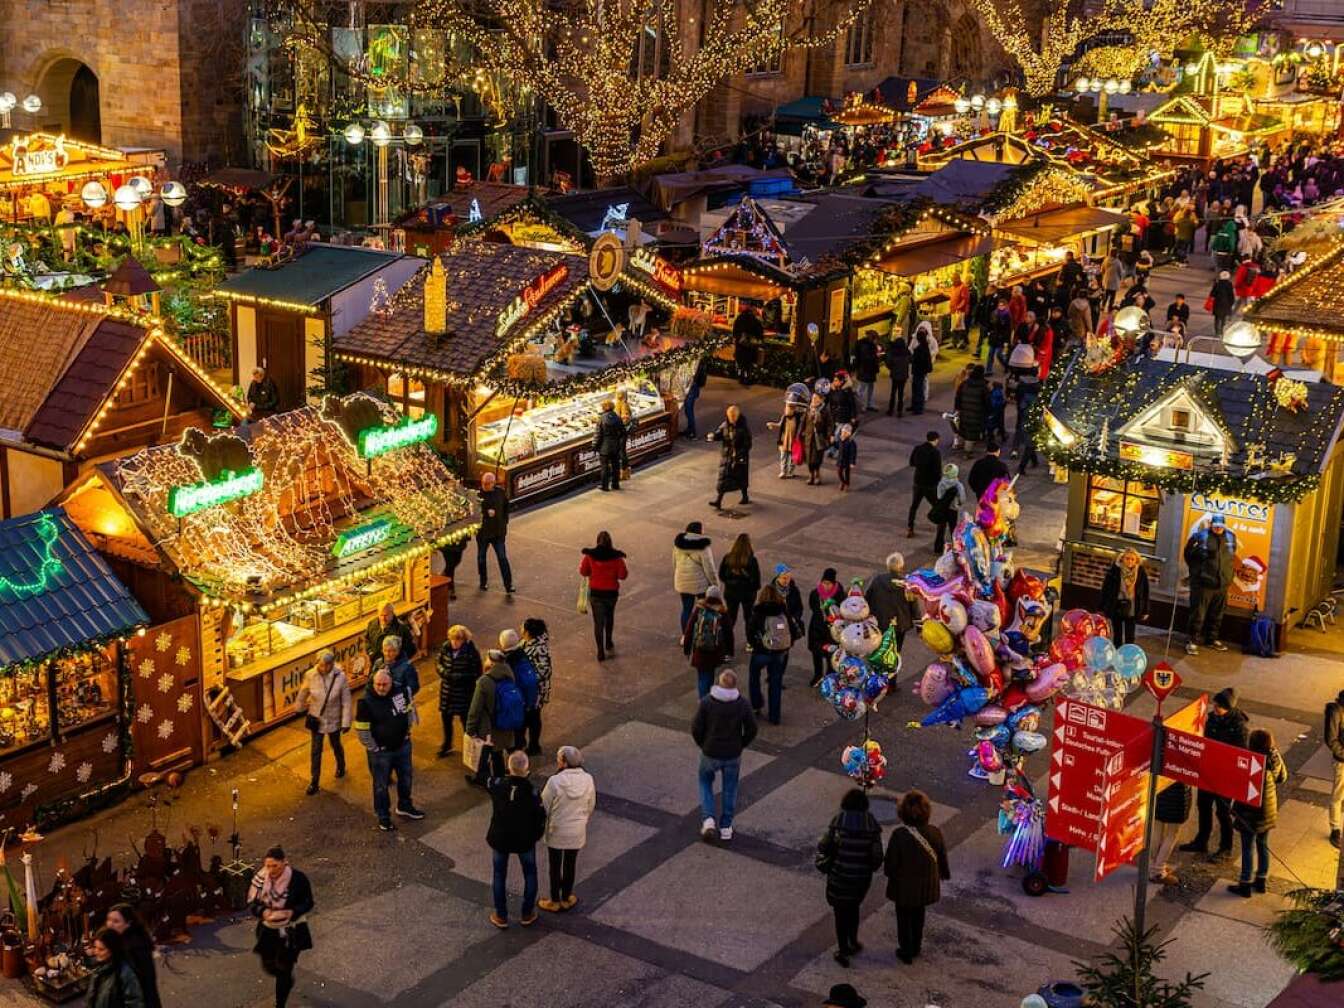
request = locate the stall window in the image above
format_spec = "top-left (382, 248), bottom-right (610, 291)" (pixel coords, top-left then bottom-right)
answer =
top-left (1084, 476), bottom-right (1160, 542)
top-left (386, 372), bottom-right (427, 418)
top-left (115, 361), bottom-right (162, 406)
top-left (52, 650), bottom-right (117, 735)
top-left (0, 665), bottom-right (52, 754)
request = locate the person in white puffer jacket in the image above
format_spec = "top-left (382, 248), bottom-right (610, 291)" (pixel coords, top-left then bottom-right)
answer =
top-left (673, 521), bottom-right (717, 634)
top-left (537, 746), bottom-right (596, 912)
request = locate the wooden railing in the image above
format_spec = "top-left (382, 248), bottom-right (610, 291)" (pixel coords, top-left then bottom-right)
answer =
top-left (176, 331), bottom-right (231, 373)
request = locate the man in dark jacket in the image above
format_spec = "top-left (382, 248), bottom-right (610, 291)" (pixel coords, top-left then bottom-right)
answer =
top-left (465, 651), bottom-right (521, 758)
top-left (1326, 690), bottom-right (1344, 848)
top-left (884, 336), bottom-right (911, 417)
top-left (864, 552), bottom-right (921, 652)
top-left (592, 400), bottom-right (626, 492)
top-left (707, 405), bottom-right (752, 509)
top-left (246, 367), bottom-right (280, 418)
top-left (486, 750), bottom-right (546, 928)
top-left (691, 669), bottom-right (757, 842)
top-left (365, 602), bottom-right (417, 664)
top-left (1180, 687), bottom-right (1250, 858)
top-left (1183, 515), bottom-right (1237, 654)
top-left (953, 364), bottom-right (990, 447)
top-left (476, 471), bottom-right (514, 593)
top-left (851, 334), bottom-right (881, 412)
top-left (354, 670), bottom-right (423, 831)
top-left (829, 372), bottom-right (860, 431)
top-left (906, 431), bottom-right (942, 537)
top-left (967, 442), bottom-right (1010, 502)
top-left (1057, 251), bottom-right (1084, 301)
top-left (732, 308), bottom-right (763, 385)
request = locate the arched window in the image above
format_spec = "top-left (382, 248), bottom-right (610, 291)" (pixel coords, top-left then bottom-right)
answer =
top-left (950, 14), bottom-right (983, 79)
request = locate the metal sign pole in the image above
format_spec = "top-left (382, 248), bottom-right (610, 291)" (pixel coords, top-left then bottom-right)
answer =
top-left (1133, 715), bottom-right (1165, 941)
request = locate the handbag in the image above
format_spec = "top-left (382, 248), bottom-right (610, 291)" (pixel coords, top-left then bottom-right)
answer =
top-left (304, 671), bottom-right (339, 734)
top-left (577, 577), bottom-right (590, 615)
top-left (1203, 296), bottom-right (1215, 313)
top-left (790, 436), bottom-right (804, 465)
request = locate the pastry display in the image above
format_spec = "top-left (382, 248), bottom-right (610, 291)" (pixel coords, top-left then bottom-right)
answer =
top-left (476, 382), bottom-right (663, 466)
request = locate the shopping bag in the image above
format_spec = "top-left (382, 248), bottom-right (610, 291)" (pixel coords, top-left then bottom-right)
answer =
top-left (1203, 296), bottom-right (1215, 313)
top-left (577, 577), bottom-right (590, 615)
top-left (790, 437), bottom-right (804, 465)
top-left (462, 735), bottom-right (486, 773)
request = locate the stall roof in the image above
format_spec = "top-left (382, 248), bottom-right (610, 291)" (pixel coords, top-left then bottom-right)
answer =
top-left (1041, 352), bottom-right (1344, 501)
top-left (997, 206), bottom-right (1129, 245)
top-left (0, 133), bottom-right (138, 193)
top-left (867, 161), bottom-right (1020, 209)
top-left (0, 290), bottom-right (241, 454)
top-left (650, 166), bottom-right (794, 210)
top-left (1246, 243), bottom-right (1344, 339)
top-left (396, 183), bottom-right (531, 229)
top-left (772, 95), bottom-right (840, 135)
top-left (0, 508), bottom-right (148, 667)
top-left (875, 77), bottom-right (945, 113)
top-left (334, 243), bottom-right (590, 380)
top-left (82, 405), bottom-right (480, 606)
top-left (215, 245), bottom-right (408, 309)
top-left (870, 233), bottom-right (1007, 277)
top-left (103, 256), bottom-right (160, 296)
top-left (546, 187), bottom-right (669, 234)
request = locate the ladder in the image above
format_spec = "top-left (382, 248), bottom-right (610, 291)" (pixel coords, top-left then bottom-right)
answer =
top-left (205, 686), bottom-right (250, 747)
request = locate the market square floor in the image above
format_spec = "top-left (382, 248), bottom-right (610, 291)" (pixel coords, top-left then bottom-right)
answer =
top-left (5, 257), bottom-right (1343, 1008)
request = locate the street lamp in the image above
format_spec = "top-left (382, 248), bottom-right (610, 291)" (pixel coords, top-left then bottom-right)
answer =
top-left (20, 94), bottom-right (40, 115)
top-left (80, 181), bottom-right (107, 209)
top-left (344, 120), bottom-right (424, 230)
top-left (1075, 77), bottom-right (1127, 123)
top-left (1221, 320), bottom-right (1263, 361)
top-left (953, 96), bottom-right (970, 115)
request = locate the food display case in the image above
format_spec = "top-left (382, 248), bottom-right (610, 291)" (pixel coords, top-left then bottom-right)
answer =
top-left (0, 647), bottom-right (118, 755)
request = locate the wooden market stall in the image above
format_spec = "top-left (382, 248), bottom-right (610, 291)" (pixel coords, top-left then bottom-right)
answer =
top-left (1147, 54), bottom-right (1288, 167)
top-left (0, 508), bottom-right (148, 833)
top-left (1246, 243), bottom-right (1344, 383)
top-left (333, 241), bottom-right (703, 504)
top-left (58, 402), bottom-right (479, 737)
top-left (0, 133), bottom-right (149, 225)
top-left (0, 285), bottom-right (244, 519)
top-left (392, 182), bottom-right (531, 258)
top-left (1040, 350), bottom-right (1344, 643)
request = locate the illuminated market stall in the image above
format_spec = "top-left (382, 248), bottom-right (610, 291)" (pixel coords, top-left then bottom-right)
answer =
top-left (333, 241), bottom-right (701, 503)
top-left (0, 133), bottom-right (150, 225)
top-left (1245, 243), bottom-right (1344, 383)
top-left (1147, 54), bottom-right (1288, 166)
top-left (58, 402), bottom-right (479, 736)
top-left (0, 508), bottom-right (148, 832)
top-left (1040, 351), bottom-right (1344, 642)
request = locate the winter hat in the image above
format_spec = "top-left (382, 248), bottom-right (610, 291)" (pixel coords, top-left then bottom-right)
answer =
top-left (705, 585), bottom-right (723, 601)
top-left (821, 566), bottom-right (838, 582)
top-left (499, 628), bottom-right (520, 650)
top-left (1210, 514), bottom-right (1226, 528)
top-left (686, 521), bottom-right (703, 534)
top-left (824, 985), bottom-right (867, 1008)
top-left (486, 649), bottom-right (506, 664)
top-left (774, 562), bottom-right (792, 577)
top-left (942, 463), bottom-right (959, 479)
top-left (1213, 687), bottom-right (1238, 711)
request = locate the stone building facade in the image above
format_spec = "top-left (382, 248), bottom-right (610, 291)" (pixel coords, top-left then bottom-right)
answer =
top-left (0, 0), bottom-right (245, 163)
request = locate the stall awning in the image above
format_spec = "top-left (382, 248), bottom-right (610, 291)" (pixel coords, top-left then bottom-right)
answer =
top-left (0, 133), bottom-right (139, 193)
top-left (997, 206), bottom-right (1129, 246)
top-left (0, 509), bottom-right (147, 667)
top-left (215, 246), bottom-right (409, 309)
top-left (870, 234), bottom-right (1006, 277)
top-left (1246, 243), bottom-right (1344, 341)
top-left (682, 260), bottom-right (790, 299)
top-left (772, 96), bottom-right (840, 136)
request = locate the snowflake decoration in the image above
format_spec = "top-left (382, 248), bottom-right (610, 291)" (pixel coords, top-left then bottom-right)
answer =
top-left (47, 752), bottom-right (65, 775)
top-left (75, 762), bottom-right (93, 784)
top-left (20, 783), bottom-right (37, 801)
top-left (175, 646), bottom-right (192, 667)
top-left (138, 659), bottom-right (155, 679)
top-left (157, 673), bottom-right (174, 694)
top-left (177, 693), bottom-right (194, 714)
top-left (0, 772), bottom-right (11, 792)
top-left (101, 732), bottom-right (118, 753)
top-left (157, 720), bottom-right (174, 740)
top-left (155, 631), bottom-right (172, 653)
top-left (137, 704), bottom-right (154, 724)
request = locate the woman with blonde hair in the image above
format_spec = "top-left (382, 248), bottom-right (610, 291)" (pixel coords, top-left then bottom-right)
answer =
top-left (437, 624), bottom-right (481, 757)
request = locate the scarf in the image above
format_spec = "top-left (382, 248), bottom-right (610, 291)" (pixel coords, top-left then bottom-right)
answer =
top-left (1118, 564), bottom-right (1138, 601)
top-left (250, 865), bottom-right (293, 929)
top-left (816, 581), bottom-right (840, 603)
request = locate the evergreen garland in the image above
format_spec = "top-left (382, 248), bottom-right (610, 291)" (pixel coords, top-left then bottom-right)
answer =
top-left (1268, 887), bottom-right (1344, 982)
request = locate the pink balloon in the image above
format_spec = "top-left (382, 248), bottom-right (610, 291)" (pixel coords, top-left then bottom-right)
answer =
top-left (1025, 662), bottom-right (1069, 702)
top-left (1060, 608), bottom-right (1090, 636)
top-left (973, 703), bottom-right (1008, 726)
top-left (919, 663), bottom-right (955, 705)
top-left (962, 624), bottom-right (997, 680)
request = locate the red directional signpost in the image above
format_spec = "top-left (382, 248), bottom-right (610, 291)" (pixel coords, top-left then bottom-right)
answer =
top-left (1096, 726), bottom-right (1155, 881)
top-left (1046, 697), bottom-right (1151, 854)
top-left (1162, 727), bottom-right (1266, 807)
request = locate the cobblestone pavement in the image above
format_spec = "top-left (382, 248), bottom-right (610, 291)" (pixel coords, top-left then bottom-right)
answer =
top-left (7, 269), bottom-right (1340, 1007)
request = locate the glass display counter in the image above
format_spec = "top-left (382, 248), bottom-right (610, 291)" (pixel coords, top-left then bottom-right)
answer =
top-left (475, 382), bottom-right (663, 466)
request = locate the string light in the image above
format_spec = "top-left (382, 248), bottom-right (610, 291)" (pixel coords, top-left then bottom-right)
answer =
top-left (0, 514), bottom-right (63, 599)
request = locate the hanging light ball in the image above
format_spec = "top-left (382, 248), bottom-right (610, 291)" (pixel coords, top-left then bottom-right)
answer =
top-left (953, 97), bottom-right (970, 115)
top-left (1113, 306), bottom-right (1150, 338)
top-left (370, 120), bottom-right (392, 147)
top-left (402, 124), bottom-right (423, 146)
top-left (1118, 80), bottom-right (1132, 95)
top-left (1103, 79), bottom-right (1120, 94)
top-left (1306, 42), bottom-right (1325, 60)
top-left (1222, 320), bottom-right (1262, 361)
top-left (21, 94), bottom-right (41, 114)
top-left (0, 93), bottom-right (15, 113)
top-left (1074, 78), bottom-right (1091, 94)
top-left (113, 184), bottom-right (143, 212)
top-left (127, 175), bottom-right (152, 197)
top-left (343, 122), bottom-right (366, 146)
top-left (986, 97), bottom-right (1002, 115)
top-left (970, 94), bottom-right (985, 109)
top-left (81, 181), bottom-right (107, 209)
top-left (160, 180), bottom-right (187, 207)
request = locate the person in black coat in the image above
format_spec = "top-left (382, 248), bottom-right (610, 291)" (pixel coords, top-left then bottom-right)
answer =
top-left (910, 325), bottom-right (934, 414)
top-left (249, 847), bottom-right (314, 1008)
top-left (246, 367), bottom-right (280, 418)
top-left (592, 400), bottom-right (626, 491)
top-left (104, 904), bottom-right (160, 1008)
top-left (1099, 549), bottom-right (1150, 646)
top-left (733, 308), bottom-right (764, 385)
top-left (807, 569), bottom-right (843, 686)
top-left (829, 373), bottom-right (860, 431)
top-left (906, 431), bottom-right (942, 536)
top-left (851, 334), bottom-right (881, 412)
top-left (436, 627), bottom-right (482, 756)
top-left (707, 405), bottom-right (752, 509)
top-left (487, 750), bottom-right (547, 926)
top-left (1181, 687), bottom-right (1251, 858)
top-left (718, 533), bottom-right (761, 659)
top-left (953, 364), bottom-right (990, 447)
top-left (884, 790), bottom-right (950, 964)
top-left (816, 788), bottom-right (884, 967)
top-left (1209, 271), bottom-right (1236, 338)
top-left (476, 472), bottom-right (514, 592)
top-left (884, 337), bottom-right (911, 417)
top-left (966, 443), bottom-right (1010, 503)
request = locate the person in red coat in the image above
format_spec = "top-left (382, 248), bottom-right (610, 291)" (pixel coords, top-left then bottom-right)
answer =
top-left (579, 531), bottom-right (628, 661)
top-left (1233, 256), bottom-right (1260, 311)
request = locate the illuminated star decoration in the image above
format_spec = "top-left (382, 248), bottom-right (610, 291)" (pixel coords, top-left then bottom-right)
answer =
top-left (157, 720), bottom-right (175, 740)
top-left (157, 673), bottom-right (174, 694)
top-left (155, 631), bottom-right (172, 653)
top-left (47, 752), bottom-right (65, 775)
top-left (139, 659), bottom-right (156, 678)
top-left (101, 732), bottom-right (118, 753)
top-left (175, 646), bottom-right (192, 667)
top-left (177, 693), bottom-right (194, 713)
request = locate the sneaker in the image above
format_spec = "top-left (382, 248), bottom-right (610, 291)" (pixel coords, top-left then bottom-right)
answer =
top-left (719, 826), bottom-right (734, 841)
top-left (505, 585), bottom-right (516, 595)
top-left (1184, 642), bottom-right (1199, 655)
top-left (1209, 639), bottom-right (1228, 651)
top-left (305, 783), bottom-right (318, 796)
top-left (536, 899), bottom-right (562, 913)
top-left (708, 499), bottom-right (722, 510)
top-left (701, 817), bottom-right (717, 839)
top-left (489, 913), bottom-right (508, 929)
top-left (561, 894), bottom-right (578, 910)
top-left (519, 913), bottom-right (538, 927)
top-left (378, 819), bottom-right (395, 832)
top-left (395, 806), bottom-right (426, 820)
top-left (1177, 840), bottom-right (1207, 854)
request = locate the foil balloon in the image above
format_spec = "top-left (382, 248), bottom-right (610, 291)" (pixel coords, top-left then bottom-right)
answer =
top-left (819, 674), bottom-right (839, 701)
top-left (939, 597), bottom-right (969, 634)
top-left (1012, 730), bottom-right (1046, 754)
top-left (1048, 633), bottom-right (1086, 670)
top-left (1113, 642), bottom-right (1148, 680)
top-left (998, 682), bottom-right (1030, 710)
top-left (830, 647), bottom-right (849, 673)
top-left (1025, 662), bottom-right (1069, 702)
top-left (958, 521), bottom-right (995, 597)
top-left (955, 685), bottom-right (990, 714)
top-left (840, 620), bottom-right (882, 657)
top-left (1059, 608), bottom-right (1090, 636)
top-left (973, 703), bottom-right (1007, 726)
top-left (948, 656), bottom-right (980, 688)
top-left (1006, 704), bottom-right (1042, 732)
top-left (969, 599), bottom-right (1002, 634)
top-left (862, 673), bottom-right (889, 703)
top-left (867, 623), bottom-right (901, 675)
top-left (837, 593), bottom-right (870, 623)
top-left (920, 686), bottom-right (986, 726)
top-left (834, 688), bottom-right (866, 721)
top-left (1083, 636), bottom-right (1116, 672)
top-left (976, 739), bottom-right (1004, 773)
top-left (920, 618), bottom-right (954, 654)
top-left (976, 724), bottom-right (1011, 750)
top-left (837, 654), bottom-right (868, 686)
top-left (962, 624), bottom-right (996, 679)
top-left (917, 663), bottom-right (954, 705)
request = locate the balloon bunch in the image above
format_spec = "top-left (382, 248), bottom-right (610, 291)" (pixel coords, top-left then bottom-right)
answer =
top-left (841, 739), bottom-right (887, 786)
top-left (1052, 609), bottom-right (1148, 710)
top-left (815, 583), bottom-right (902, 722)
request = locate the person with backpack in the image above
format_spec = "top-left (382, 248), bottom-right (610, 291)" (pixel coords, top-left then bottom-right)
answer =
top-left (816, 788), bottom-right (884, 968)
top-left (747, 581), bottom-right (794, 725)
top-left (354, 669), bottom-right (424, 831)
top-left (521, 619), bottom-right (552, 753)
top-left (1227, 729), bottom-right (1288, 898)
top-left (486, 751), bottom-right (547, 928)
top-left (465, 649), bottom-right (526, 784)
top-left (537, 745), bottom-right (596, 913)
top-left (684, 587), bottom-right (730, 697)
top-left (673, 521), bottom-right (717, 633)
top-left (498, 630), bottom-right (542, 756)
top-left (435, 625), bottom-right (480, 758)
top-left (929, 463), bottom-right (965, 554)
top-left (579, 531), bottom-right (628, 662)
top-left (691, 669), bottom-right (758, 842)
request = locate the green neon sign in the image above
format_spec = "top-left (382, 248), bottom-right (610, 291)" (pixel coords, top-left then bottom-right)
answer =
top-left (0, 514), bottom-right (63, 598)
top-left (332, 518), bottom-right (393, 558)
top-left (167, 468), bottom-right (264, 517)
top-left (356, 414), bottom-right (438, 459)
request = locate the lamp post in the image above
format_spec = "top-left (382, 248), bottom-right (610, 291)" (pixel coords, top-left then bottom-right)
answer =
top-left (0, 92), bottom-right (41, 130)
top-left (344, 120), bottom-right (424, 232)
top-left (83, 177), bottom-right (186, 250)
top-left (1073, 77), bottom-right (1131, 124)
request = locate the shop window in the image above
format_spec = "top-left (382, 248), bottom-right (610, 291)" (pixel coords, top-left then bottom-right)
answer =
top-left (114, 360), bottom-right (161, 406)
top-left (0, 665), bottom-right (52, 754)
top-left (845, 11), bottom-right (875, 67)
top-left (1085, 476), bottom-right (1160, 542)
top-left (52, 650), bottom-right (117, 735)
top-left (386, 372), bottom-right (426, 419)
top-left (746, 23), bottom-right (784, 76)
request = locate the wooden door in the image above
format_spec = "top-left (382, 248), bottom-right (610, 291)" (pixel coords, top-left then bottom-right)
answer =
top-left (257, 311), bottom-right (306, 411)
top-left (127, 615), bottom-right (205, 775)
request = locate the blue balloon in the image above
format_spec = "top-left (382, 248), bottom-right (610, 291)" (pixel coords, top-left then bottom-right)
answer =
top-left (1083, 636), bottom-right (1116, 672)
top-left (819, 674), bottom-right (839, 700)
top-left (1002, 630), bottom-right (1031, 658)
top-left (957, 685), bottom-right (991, 714)
top-left (1113, 643), bottom-right (1148, 680)
top-left (862, 674), bottom-right (888, 702)
top-left (976, 724), bottom-right (1012, 749)
top-left (949, 656), bottom-right (979, 688)
top-left (1006, 703), bottom-right (1043, 731)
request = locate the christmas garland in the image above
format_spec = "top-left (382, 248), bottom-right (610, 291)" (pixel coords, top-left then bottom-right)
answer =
top-left (1268, 887), bottom-right (1344, 982)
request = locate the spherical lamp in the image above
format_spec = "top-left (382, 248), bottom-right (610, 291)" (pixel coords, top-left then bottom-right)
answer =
top-left (953, 96), bottom-right (970, 115)
top-left (986, 97), bottom-right (1002, 115)
top-left (127, 175), bottom-right (152, 197)
top-left (80, 181), bottom-right (107, 209)
top-left (160, 180), bottom-right (187, 207)
top-left (1307, 42), bottom-right (1325, 60)
top-left (1074, 77), bottom-right (1090, 94)
top-left (21, 94), bottom-right (40, 114)
top-left (402, 124), bottom-right (423, 146)
top-left (370, 120), bottom-right (392, 147)
top-left (1103, 78), bottom-right (1120, 94)
top-left (113, 184), bottom-right (143, 213)
top-left (342, 122), bottom-right (365, 146)
top-left (0, 92), bottom-right (14, 113)
top-left (1222, 320), bottom-right (1262, 361)
top-left (970, 94), bottom-right (985, 110)
top-left (1113, 306), bottom-right (1150, 338)
top-left (1118, 80), bottom-right (1132, 94)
